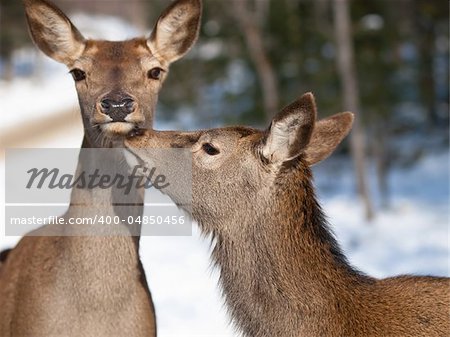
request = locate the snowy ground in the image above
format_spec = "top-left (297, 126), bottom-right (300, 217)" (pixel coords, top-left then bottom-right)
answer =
top-left (1, 13), bottom-right (448, 337)
top-left (314, 153), bottom-right (449, 279)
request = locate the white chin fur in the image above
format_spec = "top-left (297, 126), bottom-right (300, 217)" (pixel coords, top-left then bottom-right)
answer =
top-left (101, 122), bottom-right (135, 135)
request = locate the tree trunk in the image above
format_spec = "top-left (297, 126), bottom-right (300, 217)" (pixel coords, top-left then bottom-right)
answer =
top-left (332, 0), bottom-right (374, 221)
top-left (415, 1), bottom-right (437, 128)
top-left (230, 0), bottom-right (279, 122)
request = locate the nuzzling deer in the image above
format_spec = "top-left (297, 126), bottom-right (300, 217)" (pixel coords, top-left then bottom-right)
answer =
top-left (125, 93), bottom-right (450, 337)
top-left (0, 0), bottom-right (201, 336)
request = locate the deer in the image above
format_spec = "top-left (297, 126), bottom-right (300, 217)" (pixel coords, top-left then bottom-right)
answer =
top-left (124, 92), bottom-right (450, 337)
top-left (0, 0), bottom-right (201, 336)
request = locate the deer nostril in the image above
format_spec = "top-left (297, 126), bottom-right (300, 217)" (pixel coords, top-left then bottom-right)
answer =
top-left (123, 98), bottom-right (136, 113)
top-left (100, 99), bottom-right (112, 113)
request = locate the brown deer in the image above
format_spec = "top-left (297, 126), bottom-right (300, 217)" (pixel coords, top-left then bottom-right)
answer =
top-left (125, 92), bottom-right (450, 337)
top-left (0, 0), bottom-right (201, 336)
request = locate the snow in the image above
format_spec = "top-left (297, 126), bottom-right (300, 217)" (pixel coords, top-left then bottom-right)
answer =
top-left (324, 186), bottom-right (449, 278)
top-left (313, 153), bottom-right (449, 279)
top-left (1, 13), bottom-right (448, 337)
top-left (0, 72), bottom-right (78, 133)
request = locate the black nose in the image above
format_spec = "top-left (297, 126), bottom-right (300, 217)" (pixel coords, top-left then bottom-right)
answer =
top-left (100, 97), bottom-right (136, 122)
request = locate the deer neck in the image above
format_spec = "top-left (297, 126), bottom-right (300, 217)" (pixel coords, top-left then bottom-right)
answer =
top-left (57, 132), bottom-right (146, 298)
top-left (211, 163), bottom-right (373, 336)
top-left (71, 132), bottom-right (144, 220)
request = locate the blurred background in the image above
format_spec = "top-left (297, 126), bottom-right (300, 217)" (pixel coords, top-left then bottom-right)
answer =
top-left (0, 0), bottom-right (448, 336)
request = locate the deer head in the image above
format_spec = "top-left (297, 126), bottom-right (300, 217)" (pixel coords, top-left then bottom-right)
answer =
top-left (124, 93), bottom-right (354, 232)
top-left (23, 0), bottom-right (202, 144)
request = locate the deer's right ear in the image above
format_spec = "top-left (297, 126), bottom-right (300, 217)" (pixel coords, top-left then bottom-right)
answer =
top-left (148, 0), bottom-right (202, 64)
top-left (261, 93), bottom-right (317, 163)
top-left (304, 112), bottom-right (354, 166)
top-left (23, 0), bottom-right (85, 65)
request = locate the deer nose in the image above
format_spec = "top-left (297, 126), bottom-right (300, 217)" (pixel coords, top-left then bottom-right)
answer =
top-left (100, 97), bottom-right (136, 122)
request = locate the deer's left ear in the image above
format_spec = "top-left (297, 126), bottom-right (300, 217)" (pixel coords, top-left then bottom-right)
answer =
top-left (147, 0), bottom-right (202, 64)
top-left (261, 92), bottom-right (317, 163)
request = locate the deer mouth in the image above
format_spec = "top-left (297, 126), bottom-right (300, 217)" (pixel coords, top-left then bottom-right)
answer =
top-left (94, 101), bottom-right (145, 136)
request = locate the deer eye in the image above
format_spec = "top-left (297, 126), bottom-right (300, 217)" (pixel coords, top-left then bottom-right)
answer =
top-left (202, 143), bottom-right (220, 156)
top-left (148, 67), bottom-right (163, 80)
top-left (70, 68), bottom-right (86, 82)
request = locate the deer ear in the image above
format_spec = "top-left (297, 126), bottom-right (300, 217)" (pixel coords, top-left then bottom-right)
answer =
top-left (304, 112), bottom-right (354, 166)
top-left (261, 93), bottom-right (317, 163)
top-left (148, 0), bottom-right (202, 64)
top-left (23, 0), bottom-right (85, 65)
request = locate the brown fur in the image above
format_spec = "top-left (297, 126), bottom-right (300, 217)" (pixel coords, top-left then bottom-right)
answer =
top-left (0, 0), bottom-right (201, 336)
top-left (125, 93), bottom-right (450, 337)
